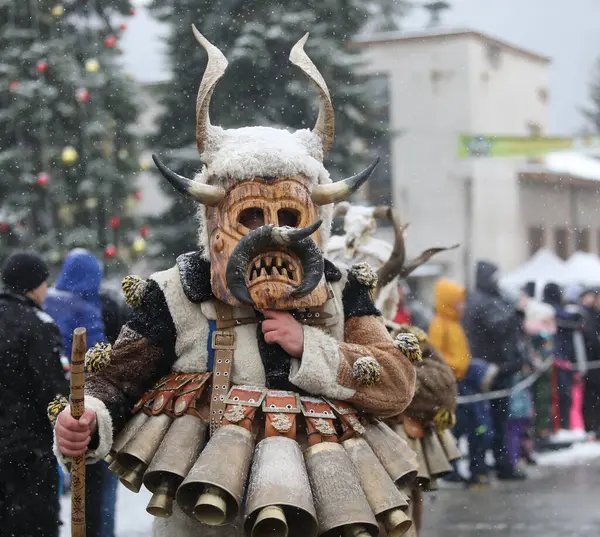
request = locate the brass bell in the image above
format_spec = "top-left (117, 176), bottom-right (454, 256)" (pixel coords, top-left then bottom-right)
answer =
top-left (305, 442), bottom-right (379, 537)
top-left (116, 413), bottom-right (173, 493)
top-left (421, 429), bottom-right (452, 478)
top-left (363, 422), bottom-right (418, 486)
top-left (244, 436), bottom-right (318, 537)
top-left (343, 437), bottom-right (411, 537)
top-left (143, 414), bottom-right (208, 518)
top-left (106, 411), bottom-right (149, 467)
top-left (176, 424), bottom-right (255, 526)
top-left (425, 478), bottom-right (438, 492)
top-left (108, 459), bottom-right (127, 477)
top-left (410, 438), bottom-right (430, 488)
top-left (437, 429), bottom-right (461, 462)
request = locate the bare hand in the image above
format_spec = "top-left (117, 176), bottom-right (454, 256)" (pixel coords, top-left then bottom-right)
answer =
top-left (260, 310), bottom-right (304, 358)
top-left (55, 408), bottom-right (97, 457)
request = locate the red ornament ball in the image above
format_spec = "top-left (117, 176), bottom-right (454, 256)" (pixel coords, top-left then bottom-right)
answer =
top-left (105, 244), bottom-right (117, 258)
top-left (119, 23), bottom-right (127, 31)
top-left (36, 61), bottom-right (49, 73)
top-left (76, 88), bottom-right (90, 103)
top-left (37, 172), bottom-right (50, 186)
top-left (104, 35), bottom-right (117, 48)
top-left (129, 7), bottom-right (136, 15)
top-left (109, 216), bottom-right (121, 229)
top-left (140, 225), bottom-right (150, 238)
top-left (9, 81), bottom-right (20, 91)
top-left (134, 191), bottom-right (142, 201)
top-left (0, 223), bottom-right (9, 233)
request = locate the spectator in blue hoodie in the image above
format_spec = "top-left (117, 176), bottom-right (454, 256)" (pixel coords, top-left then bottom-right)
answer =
top-left (45, 249), bottom-right (117, 537)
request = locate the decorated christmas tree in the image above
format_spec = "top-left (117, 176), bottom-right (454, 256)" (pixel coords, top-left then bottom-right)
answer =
top-left (146, 0), bottom-right (410, 263)
top-left (0, 0), bottom-right (145, 271)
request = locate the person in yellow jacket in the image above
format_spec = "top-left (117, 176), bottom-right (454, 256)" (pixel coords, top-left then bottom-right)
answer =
top-left (429, 279), bottom-right (496, 487)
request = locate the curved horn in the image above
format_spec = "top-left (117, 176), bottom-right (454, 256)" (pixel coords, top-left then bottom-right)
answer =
top-left (311, 158), bottom-right (380, 206)
top-left (376, 207), bottom-right (409, 289)
top-left (290, 33), bottom-right (335, 158)
top-left (152, 154), bottom-right (226, 206)
top-left (399, 244), bottom-right (460, 279)
top-left (272, 220), bottom-right (322, 245)
top-left (192, 24), bottom-right (228, 154)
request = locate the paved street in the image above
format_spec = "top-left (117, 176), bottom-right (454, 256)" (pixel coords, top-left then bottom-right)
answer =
top-left (60, 446), bottom-right (600, 537)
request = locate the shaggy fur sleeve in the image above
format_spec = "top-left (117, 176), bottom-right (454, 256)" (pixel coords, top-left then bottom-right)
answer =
top-left (83, 279), bottom-right (178, 455)
top-left (289, 272), bottom-right (416, 417)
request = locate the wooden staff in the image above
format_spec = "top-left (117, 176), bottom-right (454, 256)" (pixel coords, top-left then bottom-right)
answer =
top-left (70, 327), bottom-right (87, 537)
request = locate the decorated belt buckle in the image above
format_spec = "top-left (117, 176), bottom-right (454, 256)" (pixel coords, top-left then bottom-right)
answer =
top-left (262, 391), bottom-right (302, 413)
top-left (300, 396), bottom-right (336, 419)
top-left (225, 385), bottom-right (267, 407)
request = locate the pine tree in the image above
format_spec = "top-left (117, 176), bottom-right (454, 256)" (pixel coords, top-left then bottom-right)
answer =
top-left (0, 0), bottom-right (144, 271)
top-left (583, 57), bottom-right (600, 133)
top-left (146, 0), bottom-right (409, 262)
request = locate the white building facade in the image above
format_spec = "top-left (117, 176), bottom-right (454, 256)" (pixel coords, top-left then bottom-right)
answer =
top-left (354, 28), bottom-right (553, 288)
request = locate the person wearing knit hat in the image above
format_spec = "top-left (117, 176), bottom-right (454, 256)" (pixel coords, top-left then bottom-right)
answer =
top-left (1, 251), bottom-right (50, 305)
top-left (0, 251), bottom-right (67, 536)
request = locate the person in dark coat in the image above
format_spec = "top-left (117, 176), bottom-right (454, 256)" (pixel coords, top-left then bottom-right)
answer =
top-left (463, 260), bottom-right (526, 480)
top-left (0, 252), bottom-right (67, 537)
top-left (542, 282), bottom-right (585, 432)
top-left (581, 288), bottom-right (600, 435)
top-left (45, 249), bottom-right (117, 537)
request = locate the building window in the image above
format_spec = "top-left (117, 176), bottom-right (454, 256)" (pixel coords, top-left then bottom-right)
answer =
top-left (486, 43), bottom-right (503, 70)
top-left (574, 228), bottom-right (590, 252)
top-left (365, 73), bottom-right (392, 206)
top-left (554, 227), bottom-right (569, 260)
top-left (528, 226), bottom-right (545, 256)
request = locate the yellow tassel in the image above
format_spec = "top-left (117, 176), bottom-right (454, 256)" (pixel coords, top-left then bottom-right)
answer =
top-left (394, 333), bottom-right (422, 362)
top-left (396, 324), bottom-right (428, 344)
top-left (47, 394), bottom-right (68, 426)
top-left (352, 356), bottom-right (382, 386)
top-left (351, 262), bottom-right (378, 289)
top-left (122, 274), bottom-right (147, 308)
top-left (433, 408), bottom-right (456, 431)
top-left (85, 342), bottom-right (112, 373)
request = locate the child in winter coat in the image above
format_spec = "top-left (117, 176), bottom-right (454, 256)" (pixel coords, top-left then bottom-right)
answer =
top-left (429, 279), bottom-right (495, 486)
top-left (507, 372), bottom-right (535, 467)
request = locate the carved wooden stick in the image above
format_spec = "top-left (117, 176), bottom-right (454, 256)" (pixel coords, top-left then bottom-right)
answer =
top-left (70, 327), bottom-right (87, 537)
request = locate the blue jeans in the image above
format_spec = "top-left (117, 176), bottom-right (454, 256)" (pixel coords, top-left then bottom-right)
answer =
top-left (454, 381), bottom-right (493, 478)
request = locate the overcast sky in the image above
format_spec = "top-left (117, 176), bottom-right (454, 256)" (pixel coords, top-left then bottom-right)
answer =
top-left (119, 0), bottom-right (600, 135)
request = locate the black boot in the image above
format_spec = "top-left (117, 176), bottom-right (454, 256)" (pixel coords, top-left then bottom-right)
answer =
top-left (497, 467), bottom-right (527, 481)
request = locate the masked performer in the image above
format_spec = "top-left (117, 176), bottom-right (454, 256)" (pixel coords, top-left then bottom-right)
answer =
top-left (53, 27), bottom-right (421, 537)
top-left (326, 204), bottom-right (460, 536)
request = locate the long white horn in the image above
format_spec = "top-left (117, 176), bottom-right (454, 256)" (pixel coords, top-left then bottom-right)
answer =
top-left (290, 33), bottom-right (335, 158)
top-left (192, 25), bottom-right (228, 154)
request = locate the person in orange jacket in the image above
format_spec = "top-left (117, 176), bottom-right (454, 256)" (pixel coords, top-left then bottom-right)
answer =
top-left (429, 279), bottom-right (496, 486)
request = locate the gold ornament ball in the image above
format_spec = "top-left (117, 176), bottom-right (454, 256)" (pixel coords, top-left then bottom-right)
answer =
top-left (61, 146), bottom-right (79, 165)
top-left (139, 158), bottom-right (151, 171)
top-left (85, 59), bottom-right (100, 73)
top-left (51, 5), bottom-right (64, 17)
top-left (132, 238), bottom-right (146, 253)
top-left (85, 198), bottom-right (99, 210)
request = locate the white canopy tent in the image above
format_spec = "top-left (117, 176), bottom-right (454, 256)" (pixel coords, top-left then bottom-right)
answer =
top-left (564, 252), bottom-right (600, 286)
top-left (500, 248), bottom-right (572, 293)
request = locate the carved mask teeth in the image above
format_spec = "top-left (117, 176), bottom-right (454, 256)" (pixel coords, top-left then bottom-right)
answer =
top-left (247, 254), bottom-right (299, 283)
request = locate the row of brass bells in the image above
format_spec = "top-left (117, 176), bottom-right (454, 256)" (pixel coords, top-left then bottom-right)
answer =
top-left (106, 411), bottom-right (149, 470)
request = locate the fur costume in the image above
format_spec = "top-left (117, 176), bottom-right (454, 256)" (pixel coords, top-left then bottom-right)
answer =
top-left (54, 28), bottom-right (418, 537)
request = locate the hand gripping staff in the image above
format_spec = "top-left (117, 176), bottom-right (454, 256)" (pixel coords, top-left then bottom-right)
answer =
top-left (70, 327), bottom-right (87, 537)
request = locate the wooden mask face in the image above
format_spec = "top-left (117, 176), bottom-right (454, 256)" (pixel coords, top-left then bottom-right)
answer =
top-left (205, 175), bottom-right (329, 310)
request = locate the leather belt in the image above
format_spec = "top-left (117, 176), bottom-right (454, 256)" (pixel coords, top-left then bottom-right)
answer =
top-left (209, 302), bottom-right (236, 435)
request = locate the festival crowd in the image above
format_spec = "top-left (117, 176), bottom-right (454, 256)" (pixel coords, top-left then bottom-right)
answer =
top-left (2, 248), bottom-right (600, 536)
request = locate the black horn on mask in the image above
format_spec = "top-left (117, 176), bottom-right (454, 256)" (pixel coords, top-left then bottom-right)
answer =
top-left (226, 221), bottom-right (324, 306)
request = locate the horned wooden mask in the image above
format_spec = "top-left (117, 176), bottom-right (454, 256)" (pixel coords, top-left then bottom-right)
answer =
top-left (152, 26), bottom-right (379, 309)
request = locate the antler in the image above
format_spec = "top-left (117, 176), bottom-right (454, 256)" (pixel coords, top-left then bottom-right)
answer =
top-left (375, 206), bottom-right (409, 288)
top-left (399, 244), bottom-right (460, 279)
